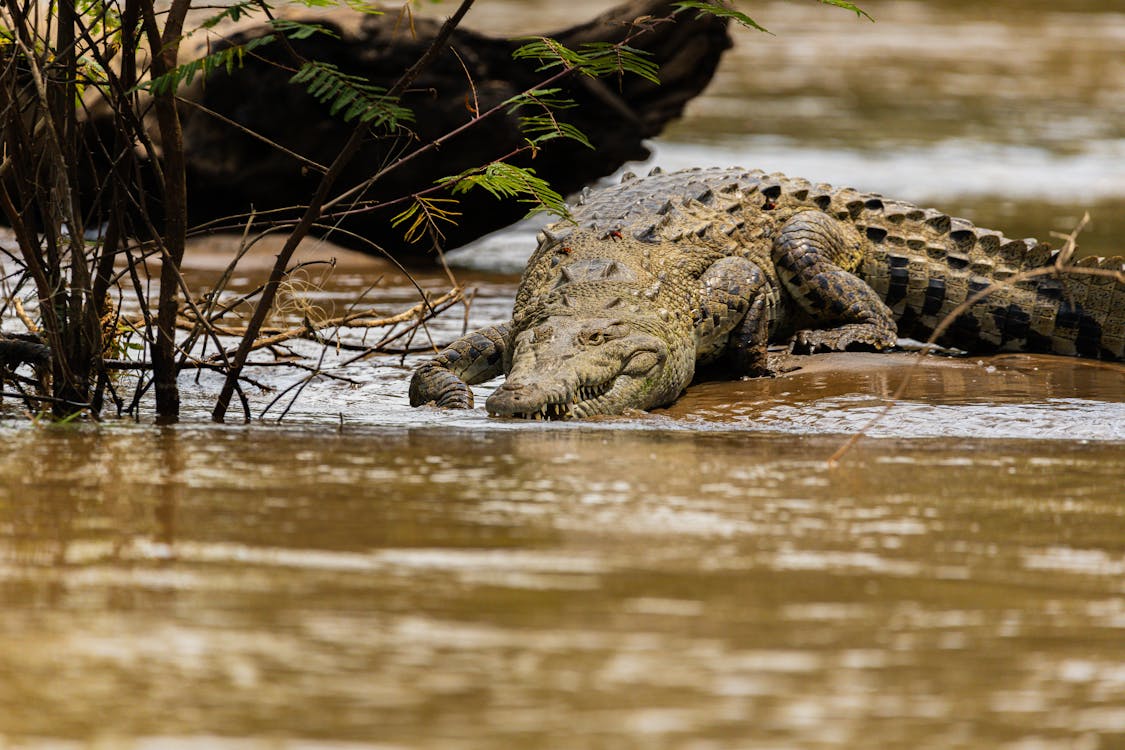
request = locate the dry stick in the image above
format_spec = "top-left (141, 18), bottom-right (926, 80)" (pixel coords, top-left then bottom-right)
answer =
top-left (211, 0), bottom-right (478, 423)
top-left (13, 297), bottom-right (38, 334)
top-left (106, 202), bottom-right (253, 418)
top-left (0, 389), bottom-right (90, 408)
top-left (347, 294), bottom-right (466, 363)
top-left (176, 225), bottom-right (312, 362)
top-left (262, 291), bottom-right (464, 422)
top-left (285, 218), bottom-right (462, 364)
top-left (261, 305), bottom-right (347, 422)
top-left (297, 220), bottom-right (459, 357)
top-left (176, 215), bottom-right (269, 363)
top-left (826, 217), bottom-right (1124, 468)
top-left (198, 289), bottom-right (462, 370)
top-left (101, 142), bottom-right (260, 416)
top-left (262, 339), bottom-right (340, 422)
top-left (214, 288), bottom-right (463, 355)
top-left (176, 96), bottom-right (330, 174)
top-left (193, 216), bottom-right (446, 376)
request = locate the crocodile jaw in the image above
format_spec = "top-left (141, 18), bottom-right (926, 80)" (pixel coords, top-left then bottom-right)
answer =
top-left (484, 317), bottom-right (683, 420)
top-left (484, 375), bottom-right (634, 420)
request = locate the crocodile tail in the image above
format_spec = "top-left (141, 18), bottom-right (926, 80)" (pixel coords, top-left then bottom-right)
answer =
top-left (925, 254), bottom-right (1125, 360)
top-left (849, 195), bottom-right (1124, 360)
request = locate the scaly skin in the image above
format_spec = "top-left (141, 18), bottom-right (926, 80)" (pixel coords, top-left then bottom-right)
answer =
top-left (410, 167), bottom-right (1125, 419)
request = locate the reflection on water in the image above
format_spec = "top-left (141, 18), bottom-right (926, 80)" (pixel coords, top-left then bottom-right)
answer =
top-left (2, 428), bottom-right (1124, 748)
top-left (2, 0), bottom-right (1125, 747)
top-left (665, 353), bottom-right (1125, 441)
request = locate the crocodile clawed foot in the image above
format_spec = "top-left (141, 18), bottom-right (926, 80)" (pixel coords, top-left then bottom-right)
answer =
top-left (409, 365), bottom-right (475, 409)
top-left (789, 324), bottom-right (897, 355)
top-left (412, 387), bottom-right (474, 409)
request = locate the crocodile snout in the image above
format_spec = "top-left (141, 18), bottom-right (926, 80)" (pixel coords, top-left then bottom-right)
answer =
top-left (485, 380), bottom-right (553, 417)
top-left (486, 377), bottom-right (571, 420)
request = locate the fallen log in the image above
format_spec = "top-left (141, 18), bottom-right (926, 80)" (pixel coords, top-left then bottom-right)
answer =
top-left (96, 0), bottom-right (731, 264)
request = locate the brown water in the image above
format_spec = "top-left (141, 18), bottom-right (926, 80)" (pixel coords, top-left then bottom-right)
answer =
top-left (2, 425), bottom-right (1125, 749)
top-left (3, 0), bottom-right (1125, 747)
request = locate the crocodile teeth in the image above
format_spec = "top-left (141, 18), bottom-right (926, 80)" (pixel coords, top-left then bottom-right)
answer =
top-left (576, 379), bottom-right (614, 405)
top-left (523, 402), bottom-right (569, 420)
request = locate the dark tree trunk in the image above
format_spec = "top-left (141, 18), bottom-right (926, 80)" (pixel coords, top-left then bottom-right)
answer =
top-left (86, 0), bottom-right (731, 265)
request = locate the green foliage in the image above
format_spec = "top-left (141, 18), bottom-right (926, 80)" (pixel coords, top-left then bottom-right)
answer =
top-left (141, 15), bottom-right (338, 96)
top-left (285, 0), bottom-right (379, 10)
top-left (504, 88), bottom-right (591, 149)
top-left (76, 0), bottom-right (126, 43)
top-left (675, 0), bottom-right (872, 31)
top-left (673, 1), bottom-right (769, 33)
top-left (268, 18), bottom-right (339, 40)
top-left (199, 0), bottom-right (264, 30)
top-left (339, 0), bottom-right (386, 13)
top-left (394, 161), bottom-right (572, 247)
top-left (290, 61), bottom-right (414, 127)
top-left (391, 197), bottom-right (461, 244)
top-left (817, 0), bottom-right (874, 21)
top-left (141, 34), bottom-right (276, 95)
top-left (437, 162), bottom-right (569, 220)
top-left (512, 37), bottom-right (660, 84)
top-left (518, 115), bottom-right (592, 149)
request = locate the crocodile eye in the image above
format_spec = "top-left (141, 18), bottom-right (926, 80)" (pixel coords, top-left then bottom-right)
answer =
top-left (586, 331), bottom-right (606, 346)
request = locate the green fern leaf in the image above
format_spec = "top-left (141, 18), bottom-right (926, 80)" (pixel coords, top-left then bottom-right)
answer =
top-left (817, 0), bottom-right (874, 21)
top-left (140, 34), bottom-right (275, 95)
top-left (512, 37), bottom-right (660, 84)
top-left (672, 1), bottom-right (770, 33)
top-left (269, 18), bottom-right (340, 40)
top-left (199, 0), bottom-right (262, 30)
top-left (290, 61), bottom-right (413, 128)
top-left (437, 163), bottom-right (570, 220)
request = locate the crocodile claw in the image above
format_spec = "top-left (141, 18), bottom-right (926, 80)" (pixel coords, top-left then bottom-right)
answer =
top-left (409, 363), bottom-right (474, 409)
top-left (790, 324), bottom-right (898, 354)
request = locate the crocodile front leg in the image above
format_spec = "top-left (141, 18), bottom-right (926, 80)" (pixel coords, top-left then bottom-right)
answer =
top-left (409, 323), bottom-right (511, 408)
top-left (772, 209), bottom-right (898, 353)
top-left (694, 256), bottom-right (779, 375)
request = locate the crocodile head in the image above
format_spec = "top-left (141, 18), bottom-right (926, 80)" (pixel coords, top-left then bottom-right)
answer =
top-left (485, 311), bottom-right (693, 420)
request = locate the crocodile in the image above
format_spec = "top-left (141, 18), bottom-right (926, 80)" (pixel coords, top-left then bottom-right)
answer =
top-left (409, 167), bottom-right (1125, 419)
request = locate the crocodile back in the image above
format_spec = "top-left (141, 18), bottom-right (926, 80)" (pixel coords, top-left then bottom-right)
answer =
top-left (577, 168), bottom-right (1125, 360)
top-left (519, 167), bottom-right (1123, 360)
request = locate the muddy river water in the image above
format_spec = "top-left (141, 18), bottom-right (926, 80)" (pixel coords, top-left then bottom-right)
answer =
top-left (2, 0), bottom-right (1124, 747)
